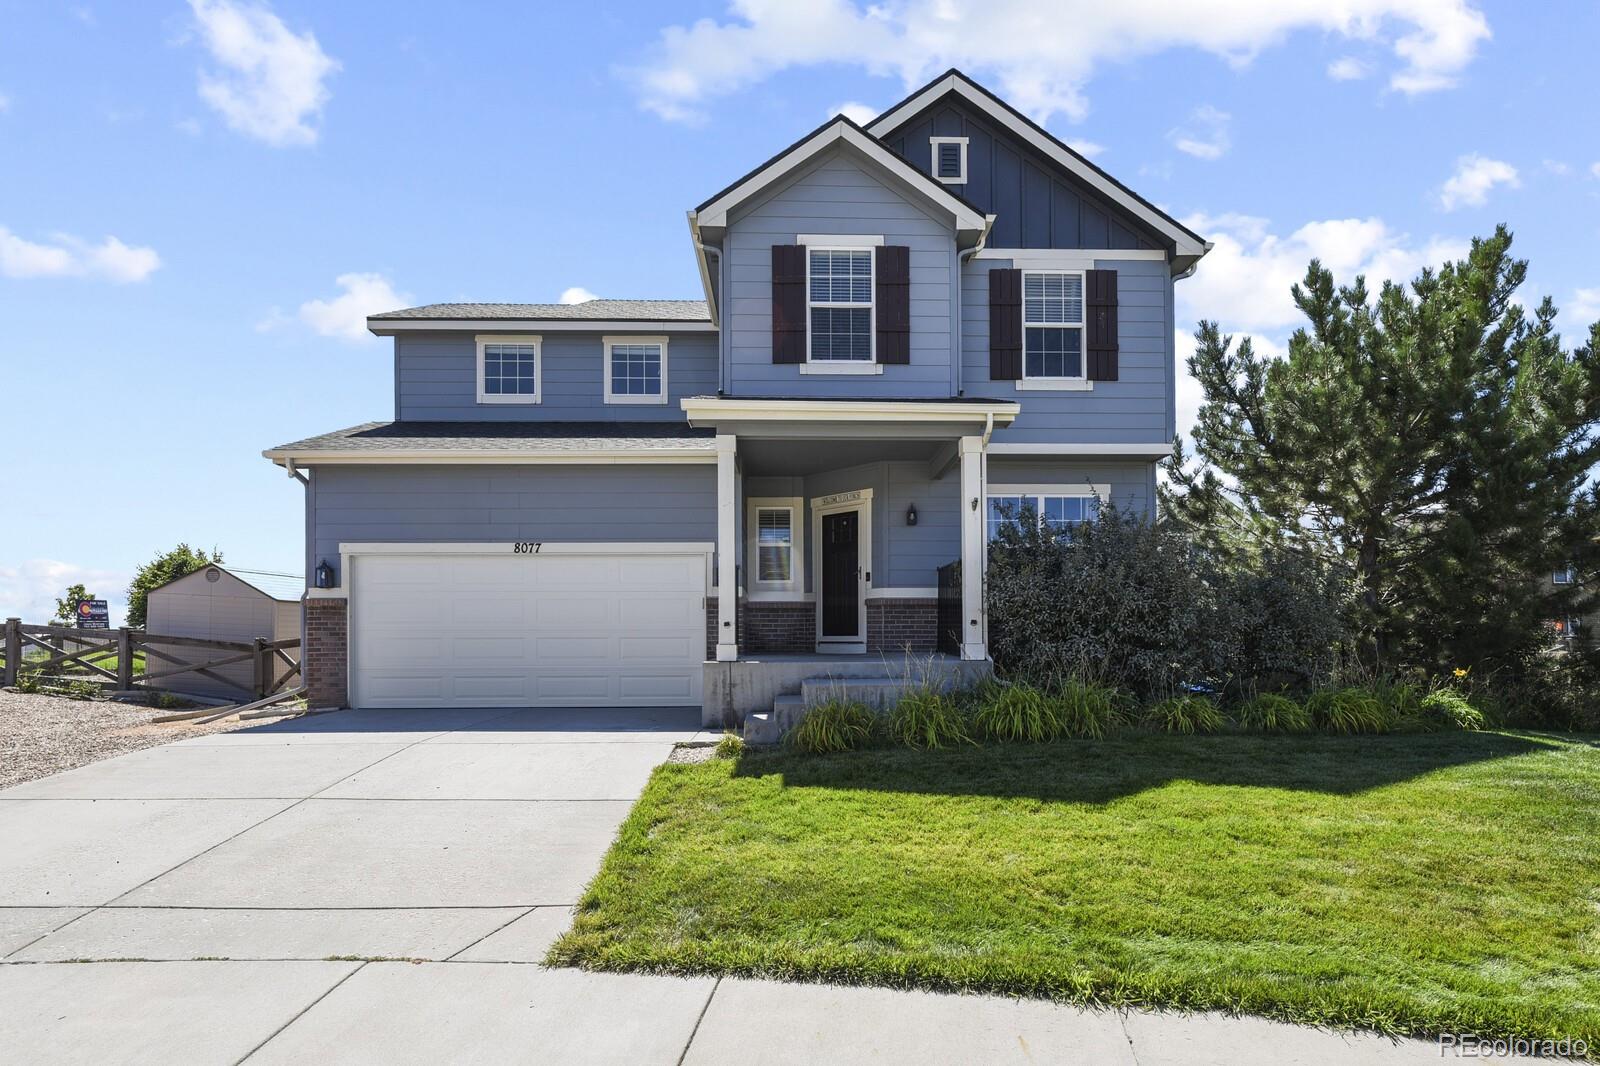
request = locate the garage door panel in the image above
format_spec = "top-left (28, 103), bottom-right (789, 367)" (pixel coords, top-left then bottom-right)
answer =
top-left (351, 548), bottom-right (706, 709)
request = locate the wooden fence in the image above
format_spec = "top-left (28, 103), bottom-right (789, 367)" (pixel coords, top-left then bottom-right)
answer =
top-left (1, 618), bottom-right (300, 699)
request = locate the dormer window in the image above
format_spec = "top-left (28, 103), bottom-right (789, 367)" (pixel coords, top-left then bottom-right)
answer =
top-left (476, 334), bottom-right (541, 404)
top-left (931, 136), bottom-right (968, 184)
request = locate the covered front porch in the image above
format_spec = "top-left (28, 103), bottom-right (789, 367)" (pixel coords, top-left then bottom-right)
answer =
top-left (683, 396), bottom-right (1018, 727)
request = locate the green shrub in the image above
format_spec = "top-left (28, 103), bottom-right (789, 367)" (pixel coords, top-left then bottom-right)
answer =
top-left (60, 680), bottom-right (100, 701)
top-left (714, 733), bottom-right (745, 759)
top-left (1234, 692), bottom-right (1310, 733)
top-left (1369, 678), bottom-right (1425, 723)
top-left (887, 687), bottom-right (971, 749)
top-left (1050, 678), bottom-right (1128, 739)
top-left (1305, 687), bottom-right (1390, 734)
top-left (13, 671), bottom-right (43, 694)
top-left (975, 681), bottom-right (1063, 743)
top-left (786, 699), bottom-right (876, 754)
top-left (1415, 688), bottom-right (1485, 731)
top-left (1144, 693), bottom-right (1225, 734)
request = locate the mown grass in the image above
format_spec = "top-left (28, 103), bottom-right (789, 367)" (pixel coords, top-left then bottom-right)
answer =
top-left (551, 731), bottom-right (1600, 1048)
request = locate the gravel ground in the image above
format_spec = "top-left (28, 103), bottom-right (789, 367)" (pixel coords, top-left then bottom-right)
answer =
top-left (0, 690), bottom-right (251, 791)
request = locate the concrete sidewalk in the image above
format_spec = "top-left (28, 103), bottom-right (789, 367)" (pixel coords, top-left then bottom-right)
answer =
top-left (0, 707), bottom-right (1556, 1064)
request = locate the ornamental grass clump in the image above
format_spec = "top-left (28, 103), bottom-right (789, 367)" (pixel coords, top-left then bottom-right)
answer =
top-left (1144, 693), bottom-right (1225, 734)
top-left (1305, 686), bottom-right (1390, 734)
top-left (1233, 692), bottom-right (1310, 733)
top-left (1050, 678), bottom-right (1128, 739)
top-left (713, 732), bottom-right (745, 759)
top-left (1415, 687), bottom-right (1486, 731)
top-left (786, 698), bottom-right (876, 754)
top-left (975, 681), bottom-right (1064, 743)
top-left (887, 686), bottom-right (972, 749)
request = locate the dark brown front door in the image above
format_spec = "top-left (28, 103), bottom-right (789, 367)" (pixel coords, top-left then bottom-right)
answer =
top-left (821, 511), bottom-right (860, 638)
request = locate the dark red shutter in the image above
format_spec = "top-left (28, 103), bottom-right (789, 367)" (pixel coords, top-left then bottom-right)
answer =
top-left (1086, 268), bottom-right (1119, 381)
top-left (771, 244), bottom-right (807, 364)
top-left (875, 245), bottom-right (910, 364)
top-left (988, 268), bottom-right (1022, 380)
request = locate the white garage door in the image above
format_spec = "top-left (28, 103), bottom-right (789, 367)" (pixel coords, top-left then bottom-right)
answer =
top-left (349, 548), bottom-right (707, 709)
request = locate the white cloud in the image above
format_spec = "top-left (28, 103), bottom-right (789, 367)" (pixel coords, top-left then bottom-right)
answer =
top-left (829, 101), bottom-right (879, 126)
top-left (0, 559), bottom-right (130, 627)
top-left (1436, 153), bottom-right (1519, 210)
top-left (1169, 104), bottom-right (1231, 160)
top-left (0, 227), bottom-right (160, 282)
top-left (1570, 287), bottom-right (1600, 327)
top-left (1327, 55), bottom-right (1370, 80)
top-left (1172, 212), bottom-right (1467, 438)
top-left (629, 0), bottom-right (1490, 124)
top-left (297, 273), bottom-right (408, 343)
top-left (0, 93), bottom-right (10, 113)
top-left (1590, 162), bottom-right (1600, 180)
top-left (1066, 139), bottom-right (1105, 158)
top-left (559, 286), bottom-right (598, 304)
top-left (1542, 159), bottom-right (1571, 177)
top-left (188, 0), bottom-right (338, 147)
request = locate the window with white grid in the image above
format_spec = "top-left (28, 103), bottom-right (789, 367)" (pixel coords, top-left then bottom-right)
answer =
top-left (1022, 271), bottom-right (1085, 380)
top-left (603, 336), bottom-right (668, 404)
top-left (808, 249), bottom-right (873, 362)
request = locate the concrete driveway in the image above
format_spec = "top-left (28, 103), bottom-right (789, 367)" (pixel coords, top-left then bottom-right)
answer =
top-left (0, 707), bottom-right (1551, 1064)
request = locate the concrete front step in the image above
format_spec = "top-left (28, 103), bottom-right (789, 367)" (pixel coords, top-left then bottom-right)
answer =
top-left (743, 694), bottom-right (807, 744)
top-left (800, 676), bottom-right (920, 711)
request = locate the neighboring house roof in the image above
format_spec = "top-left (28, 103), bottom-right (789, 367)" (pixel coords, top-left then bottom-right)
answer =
top-left (264, 421), bottom-right (718, 466)
top-left (866, 69), bottom-right (1210, 269)
top-left (368, 299), bottom-right (714, 335)
top-left (148, 565), bottom-right (304, 602)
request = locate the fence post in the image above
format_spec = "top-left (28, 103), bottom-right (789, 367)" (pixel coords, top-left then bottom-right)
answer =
top-left (252, 638), bottom-right (269, 698)
top-left (116, 628), bottom-right (134, 690)
top-left (3, 618), bottom-right (19, 687)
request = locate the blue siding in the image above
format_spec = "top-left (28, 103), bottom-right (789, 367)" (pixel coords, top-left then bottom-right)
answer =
top-left (722, 147), bottom-right (960, 398)
top-left (883, 99), bottom-right (1163, 251)
top-left (308, 464), bottom-right (717, 582)
top-left (395, 331), bottom-right (717, 421)
top-left (962, 256), bottom-right (1175, 445)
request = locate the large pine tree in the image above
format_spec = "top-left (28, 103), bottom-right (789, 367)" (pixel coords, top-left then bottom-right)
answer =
top-left (1166, 226), bottom-right (1600, 673)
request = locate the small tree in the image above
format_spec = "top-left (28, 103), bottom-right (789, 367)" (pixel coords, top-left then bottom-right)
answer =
top-left (125, 544), bottom-right (223, 629)
top-left (52, 583), bottom-right (92, 625)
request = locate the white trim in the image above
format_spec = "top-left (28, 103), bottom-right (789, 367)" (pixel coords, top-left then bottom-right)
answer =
top-left (804, 243), bottom-right (876, 367)
top-left (475, 334), bottom-right (542, 405)
top-left (865, 587), bottom-right (938, 600)
top-left (303, 587), bottom-right (347, 600)
top-left (338, 541), bottom-right (716, 558)
top-left (799, 362), bottom-right (883, 376)
top-left (930, 136), bottom-right (968, 184)
top-left (746, 496), bottom-right (804, 597)
top-left (986, 442), bottom-right (1173, 458)
top-left (371, 319), bottom-right (717, 335)
top-left (810, 487), bottom-right (873, 651)
top-left (695, 120), bottom-right (987, 236)
top-left (716, 435), bottom-right (739, 662)
top-left (797, 233), bottom-right (883, 248)
top-left (602, 335), bottom-right (669, 405)
top-left (1021, 270), bottom-right (1087, 388)
top-left (866, 73), bottom-right (1209, 262)
top-left (987, 483), bottom-right (1110, 499)
top-left (974, 248), bottom-right (1168, 264)
top-left (681, 397), bottom-right (1019, 425)
top-left (266, 449), bottom-right (716, 466)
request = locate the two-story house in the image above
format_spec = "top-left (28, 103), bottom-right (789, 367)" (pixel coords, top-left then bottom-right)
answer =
top-left (265, 70), bottom-right (1210, 727)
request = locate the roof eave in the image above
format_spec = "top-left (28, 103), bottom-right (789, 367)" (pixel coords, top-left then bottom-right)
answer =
top-left (366, 318), bottom-right (718, 335)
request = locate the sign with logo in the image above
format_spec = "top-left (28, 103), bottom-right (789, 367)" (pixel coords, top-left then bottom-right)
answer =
top-left (75, 599), bottom-right (110, 630)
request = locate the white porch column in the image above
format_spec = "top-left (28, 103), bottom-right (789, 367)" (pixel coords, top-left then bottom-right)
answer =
top-left (715, 433), bottom-right (740, 662)
top-left (958, 434), bottom-right (987, 661)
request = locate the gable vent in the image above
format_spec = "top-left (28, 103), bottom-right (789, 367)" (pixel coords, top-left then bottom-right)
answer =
top-left (931, 136), bottom-right (967, 184)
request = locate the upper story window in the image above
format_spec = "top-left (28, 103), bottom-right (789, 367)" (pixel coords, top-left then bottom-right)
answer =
top-left (476, 334), bottom-right (541, 404)
top-left (603, 336), bottom-right (668, 405)
top-left (930, 136), bottom-right (968, 184)
top-left (1023, 271), bottom-right (1085, 381)
top-left (987, 491), bottom-right (1101, 541)
top-left (808, 247), bottom-right (874, 362)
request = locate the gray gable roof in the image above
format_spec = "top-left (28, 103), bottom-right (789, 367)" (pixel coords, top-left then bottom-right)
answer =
top-left (265, 421), bottom-right (716, 457)
top-left (370, 300), bottom-right (710, 322)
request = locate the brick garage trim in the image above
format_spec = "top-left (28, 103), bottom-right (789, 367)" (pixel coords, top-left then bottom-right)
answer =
top-left (740, 600), bottom-right (814, 653)
top-left (304, 597), bottom-right (348, 708)
top-left (867, 598), bottom-right (938, 654)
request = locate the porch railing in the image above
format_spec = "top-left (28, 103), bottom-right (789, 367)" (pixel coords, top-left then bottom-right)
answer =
top-left (936, 560), bottom-right (961, 657)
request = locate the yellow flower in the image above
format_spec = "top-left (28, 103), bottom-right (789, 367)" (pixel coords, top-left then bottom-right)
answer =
top-left (1452, 667), bottom-right (1469, 679)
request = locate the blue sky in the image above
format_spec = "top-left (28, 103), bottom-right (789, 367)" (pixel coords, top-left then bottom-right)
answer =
top-left (2, 0), bottom-right (1597, 623)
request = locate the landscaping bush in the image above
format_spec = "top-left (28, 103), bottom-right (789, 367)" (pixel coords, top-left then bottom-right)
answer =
top-left (1306, 687), bottom-right (1390, 734)
top-left (1144, 693), bottom-right (1224, 734)
top-left (1049, 678), bottom-right (1128, 738)
top-left (1415, 688), bottom-right (1485, 731)
top-left (887, 686), bottom-right (971, 749)
top-left (713, 733), bottom-right (745, 759)
top-left (786, 699), bottom-right (876, 754)
top-left (1233, 692), bottom-right (1310, 733)
top-left (974, 681), bottom-right (1064, 743)
top-left (1369, 678), bottom-right (1425, 724)
top-left (1210, 550), bottom-right (1350, 694)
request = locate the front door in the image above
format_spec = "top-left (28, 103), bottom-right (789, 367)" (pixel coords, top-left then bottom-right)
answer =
top-left (820, 511), bottom-right (860, 639)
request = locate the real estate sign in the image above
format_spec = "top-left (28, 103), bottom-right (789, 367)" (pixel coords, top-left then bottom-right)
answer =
top-left (74, 599), bottom-right (109, 630)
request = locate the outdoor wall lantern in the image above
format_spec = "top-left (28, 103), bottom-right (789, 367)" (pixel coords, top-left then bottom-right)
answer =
top-left (315, 560), bottom-right (335, 589)
top-left (906, 503), bottom-right (918, 526)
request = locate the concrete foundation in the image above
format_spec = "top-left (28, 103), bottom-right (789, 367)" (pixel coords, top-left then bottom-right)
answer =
top-left (700, 653), bottom-right (991, 728)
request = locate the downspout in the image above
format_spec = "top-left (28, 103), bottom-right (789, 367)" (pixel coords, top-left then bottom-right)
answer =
top-left (284, 457), bottom-right (309, 486)
top-left (696, 240), bottom-right (724, 394)
top-left (688, 210), bottom-right (725, 395)
top-left (954, 215), bottom-right (997, 398)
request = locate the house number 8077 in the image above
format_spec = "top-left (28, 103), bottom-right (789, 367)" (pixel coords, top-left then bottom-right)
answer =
top-left (512, 542), bottom-right (541, 554)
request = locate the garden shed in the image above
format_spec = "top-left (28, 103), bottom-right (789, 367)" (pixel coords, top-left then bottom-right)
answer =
top-left (143, 565), bottom-right (303, 699)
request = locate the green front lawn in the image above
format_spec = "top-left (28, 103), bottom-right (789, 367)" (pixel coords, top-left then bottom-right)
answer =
top-left (552, 732), bottom-right (1600, 1045)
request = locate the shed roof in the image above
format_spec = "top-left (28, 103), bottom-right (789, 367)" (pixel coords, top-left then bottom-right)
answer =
top-left (369, 300), bottom-right (709, 322)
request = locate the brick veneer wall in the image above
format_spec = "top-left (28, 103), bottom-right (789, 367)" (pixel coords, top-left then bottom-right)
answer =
top-left (304, 597), bottom-right (349, 708)
top-left (867, 598), bottom-right (938, 654)
top-left (740, 601), bottom-right (814, 653)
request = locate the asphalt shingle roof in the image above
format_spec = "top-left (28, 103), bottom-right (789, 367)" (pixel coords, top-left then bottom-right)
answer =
top-left (369, 300), bottom-right (710, 322)
top-left (266, 421), bottom-right (717, 455)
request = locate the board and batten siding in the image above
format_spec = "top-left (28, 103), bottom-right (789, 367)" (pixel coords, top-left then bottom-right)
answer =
top-left (721, 146), bottom-right (960, 398)
top-left (395, 331), bottom-right (718, 421)
top-left (963, 256), bottom-right (1176, 444)
top-left (307, 464), bottom-right (717, 584)
top-left (145, 569), bottom-right (301, 699)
